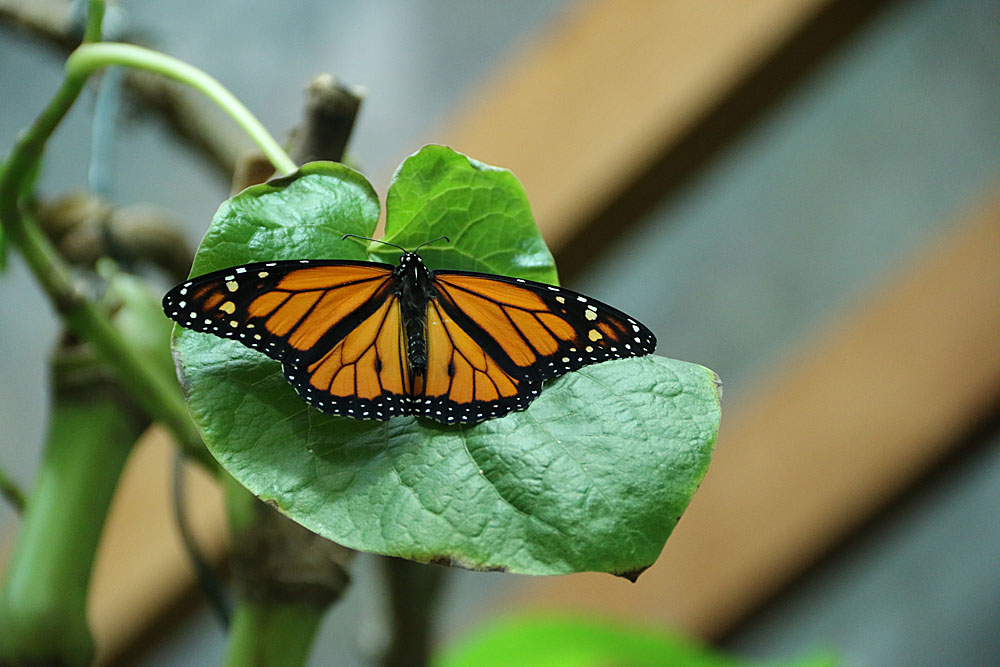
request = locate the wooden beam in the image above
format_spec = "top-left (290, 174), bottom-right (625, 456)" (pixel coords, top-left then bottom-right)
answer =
top-left (513, 183), bottom-right (1000, 638)
top-left (438, 0), bottom-right (893, 276)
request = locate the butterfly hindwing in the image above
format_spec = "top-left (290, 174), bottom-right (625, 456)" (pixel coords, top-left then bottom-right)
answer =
top-left (415, 298), bottom-right (542, 424)
top-left (162, 259), bottom-right (395, 366)
top-left (282, 293), bottom-right (415, 420)
top-left (431, 270), bottom-right (657, 382)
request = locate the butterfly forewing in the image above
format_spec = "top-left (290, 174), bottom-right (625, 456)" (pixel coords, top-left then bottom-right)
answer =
top-left (431, 271), bottom-right (657, 382)
top-left (162, 259), bottom-right (395, 366)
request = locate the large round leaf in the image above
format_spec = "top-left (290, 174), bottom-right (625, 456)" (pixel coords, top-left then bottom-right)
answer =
top-left (172, 146), bottom-right (721, 576)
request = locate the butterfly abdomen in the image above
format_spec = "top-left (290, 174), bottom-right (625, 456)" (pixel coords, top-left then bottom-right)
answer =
top-left (405, 315), bottom-right (428, 373)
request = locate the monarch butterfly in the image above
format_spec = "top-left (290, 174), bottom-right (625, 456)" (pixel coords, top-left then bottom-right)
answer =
top-left (163, 236), bottom-right (656, 425)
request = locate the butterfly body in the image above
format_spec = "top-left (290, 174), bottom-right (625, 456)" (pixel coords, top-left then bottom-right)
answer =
top-left (164, 251), bottom-right (656, 425)
top-left (393, 252), bottom-right (435, 374)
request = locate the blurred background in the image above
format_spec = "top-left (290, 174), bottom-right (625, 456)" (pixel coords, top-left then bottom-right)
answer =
top-left (1, 0), bottom-right (999, 664)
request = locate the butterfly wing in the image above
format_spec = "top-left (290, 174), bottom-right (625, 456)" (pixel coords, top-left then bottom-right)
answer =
top-left (282, 291), bottom-right (415, 420)
top-left (164, 259), bottom-right (422, 420)
top-left (162, 259), bottom-right (396, 367)
top-left (431, 270), bottom-right (656, 383)
top-left (413, 297), bottom-right (541, 424)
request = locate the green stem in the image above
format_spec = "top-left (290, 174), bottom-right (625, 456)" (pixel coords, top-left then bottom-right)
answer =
top-left (22, 209), bottom-right (210, 465)
top-left (223, 480), bottom-right (316, 667)
top-left (221, 476), bottom-right (350, 666)
top-left (222, 478), bottom-right (320, 667)
top-left (0, 398), bottom-right (139, 665)
top-left (381, 558), bottom-right (446, 667)
top-left (83, 0), bottom-right (105, 43)
top-left (67, 43), bottom-right (296, 175)
top-left (225, 602), bottom-right (326, 667)
top-left (0, 39), bottom-right (296, 466)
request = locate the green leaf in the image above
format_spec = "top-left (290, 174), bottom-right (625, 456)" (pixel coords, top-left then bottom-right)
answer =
top-left (188, 161), bottom-right (380, 275)
top-left (173, 148), bottom-right (721, 576)
top-left (435, 614), bottom-right (838, 667)
top-left (379, 144), bottom-right (558, 284)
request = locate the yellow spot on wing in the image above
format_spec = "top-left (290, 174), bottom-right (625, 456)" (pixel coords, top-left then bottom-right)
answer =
top-left (588, 329), bottom-right (603, 341)
top-left (226, 280), bottom-right (239, 292)
top-left (219, 301), bottom-right (236, 314)
top-left (584, 309), bottom-right (597, 321)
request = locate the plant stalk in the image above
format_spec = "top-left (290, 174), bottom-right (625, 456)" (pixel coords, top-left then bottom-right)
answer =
top-left (0, 388), bottom-right (142, 665)
top-left (221, 476), bottom-right (353, 667)
top-left (0, 82), bottom-right (203, 463)
top-left (380, 558), bottom-right (447, 667)
top-left (224, 601), bottom-right (326, 667)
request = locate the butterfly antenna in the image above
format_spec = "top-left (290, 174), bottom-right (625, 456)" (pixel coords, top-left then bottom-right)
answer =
top-left (413, 235), bottom-right (451, 252)
top-left (341, 234), bottom-right (406, 252)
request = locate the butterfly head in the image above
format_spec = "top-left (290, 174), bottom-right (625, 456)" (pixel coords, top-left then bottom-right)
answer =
top-left (395, 236), bottom-right (450, 279)
top-left (396, 250), bottom-right (425, 272)
top-left (394, 251), bottom-right (436, 301)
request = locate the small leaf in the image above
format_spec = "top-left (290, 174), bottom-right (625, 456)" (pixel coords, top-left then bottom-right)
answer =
top-left (172, 150), bottom-right (721, 576)
top-left (435, 614), bottom-right (839, 667)
top-left (379, 145), bottom-right (558, 284)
